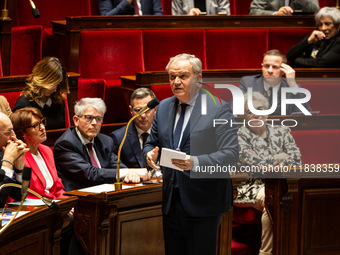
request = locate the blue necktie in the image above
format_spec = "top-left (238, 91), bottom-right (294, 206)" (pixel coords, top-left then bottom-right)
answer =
top-left (173, 104), bottom-right (188, 150)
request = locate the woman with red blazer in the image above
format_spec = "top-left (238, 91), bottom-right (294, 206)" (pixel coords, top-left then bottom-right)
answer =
top-left (11, 107), bottom-right (67, 200)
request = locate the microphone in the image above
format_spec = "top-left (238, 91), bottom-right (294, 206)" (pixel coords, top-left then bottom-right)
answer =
top-left (137, 98), bottom-right (160, 115)
top-left (21, 167), bottom-right (32, 202)
top-left (29, 0), bottom-right (40, 19)
top-left (41, 197), bottom-right (60, 211)
top-left (0, 169), bottom-right (5, 182)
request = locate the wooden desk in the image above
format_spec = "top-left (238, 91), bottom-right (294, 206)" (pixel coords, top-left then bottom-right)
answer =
top-left (265, 167), bottom-right (340, 255)
top-left (0, 197), bottom-right (77, 255)
top-left (65, 184), bottom-right (233, 255)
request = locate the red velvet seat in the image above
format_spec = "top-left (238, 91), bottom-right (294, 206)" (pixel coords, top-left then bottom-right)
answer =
top-left (233, 206), bottom-right (262, 224)
top-left (206, 29), bottom-right (268, 69)
top-left (143, 29), bottom-right (207, 71)
top-left (268, 28), bottom-right (314, 58)
top-left (151, 84), bottom-right (172, 102)
top-left (319, 0), bottom-right (337, 8)
top-left (291, 130), bottom-right (340, 164)
top-left (11, 25), bottom-right (42, 75)
top-left (301, 81), bottom-right (340, 114)
top-left (230, 0), bottom-right (253, 15)
top-left (78, 30), bottom-right (144, 123)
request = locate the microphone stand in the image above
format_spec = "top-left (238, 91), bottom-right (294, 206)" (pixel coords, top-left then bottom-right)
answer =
top-left (114, 108), bottom-right (149, 191)
top-left (1, 0), bottom-right (9, 19)
top-left (0, 183), bottom-right (59, 235)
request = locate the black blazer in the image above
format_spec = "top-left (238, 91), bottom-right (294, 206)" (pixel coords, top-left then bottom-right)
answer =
top-left (143, 90), bottom-right (239, 217)
top-left (53, 127), bottom-right (126, 191)
top-left (110, 124), bottom-right (145, 168)
top-left (287, 33), bottom-right (340, 68)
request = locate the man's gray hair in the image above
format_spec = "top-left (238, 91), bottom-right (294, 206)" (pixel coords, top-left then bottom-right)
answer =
top-left (315, 7), bottom-right (340, 27)
top-left (74, 97), bottom-right (107, 117)
top-left (130, 88), bottom-right (156, 107)
top-left (243, 92), bottom-right (269, 111)
top-left (165, 53), bottom-right (202, 76)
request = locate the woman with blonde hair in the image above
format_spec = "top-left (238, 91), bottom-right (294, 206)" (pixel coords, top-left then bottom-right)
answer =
top-left (13, 57), bottom-right (69, 130)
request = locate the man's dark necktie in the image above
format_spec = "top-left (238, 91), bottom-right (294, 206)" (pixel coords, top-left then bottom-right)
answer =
top-left (141, 132), bottom-right (149, 148)
top-left (173, 104), bottom-right (188, 150)
top-left (86, 143), bottom-right (99, 167)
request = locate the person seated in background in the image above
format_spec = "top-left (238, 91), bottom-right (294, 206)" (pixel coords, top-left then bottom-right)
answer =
top-left (12, 57), bottom-right (70, 130)
top-left (0, 112), bottom-right (28, 208)
top-left (11, 107), bottom-right (67, 200)
top-left (287, 7), bottom-right (340, 68)
top-left (98, 0), bottom-right (163, 15)
top-left (54, 98), bottom-right (150, 192)
top-left (172, 0), bottom-right (230, 15)
top-left (249, 0), bottom-right (319, 15)
top-left (110, 88), bottom-right (156, 168)
top-left (234, 92), bottom-right (302, 255)
top-left (229, 49), bottom-right (311, 115)
top-left (0, 96), bottom-right (12, 117)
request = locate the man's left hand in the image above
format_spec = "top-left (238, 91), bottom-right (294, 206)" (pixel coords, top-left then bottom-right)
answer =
top-left (280, 63), bottom-right (297, 87)
top-left (171, 155), bottom-right (193, 171)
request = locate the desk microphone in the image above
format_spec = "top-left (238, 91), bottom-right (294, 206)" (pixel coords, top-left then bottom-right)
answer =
top-left (41, 197), bottom-right (60, 211)
top-left (29, 0), bottom-right (40, 18)
top-left (114, 98), bottom-right (159, 190)
top-left (137, 98), bottom-right (159, 115)
top-left (21, 167), bottom-right (32, 202)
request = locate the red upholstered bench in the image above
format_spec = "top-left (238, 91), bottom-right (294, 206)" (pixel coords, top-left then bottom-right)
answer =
top-left (299, 81), bottom-right (340, 114)
top-left (143, 29), bottom-right (207, 71)
top-left (291, 130), bottom-right (340, 164)
top-left (78, 30), bottom-right (144, 123)
top-left (230, 0), bottom-right (253, 15)
top-left (205, 29), bottom-right (268, 69)
top-left (268, 28), bottom-right (314, 58)
top-left (11, 25), bottom-right (42, 75)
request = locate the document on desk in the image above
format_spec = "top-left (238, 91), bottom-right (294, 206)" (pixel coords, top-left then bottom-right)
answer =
top-left (160, 148), bottom-right (186, 171)
top-left (79, 184), bottom-right (134, 193)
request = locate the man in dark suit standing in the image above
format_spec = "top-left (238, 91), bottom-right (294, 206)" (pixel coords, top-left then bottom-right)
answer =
top-left (54, 98), bottom-right (149, 191)
top-left (143, 54), bottom-right (239, 255)
top-left (0, 112), bottom-right (28, 207)
top-left (99, 0), bottom-right (163, 15)
top-left (230, 49), bottom-right (311, 115)
top-left (111, 88), bottom-right (156, 168)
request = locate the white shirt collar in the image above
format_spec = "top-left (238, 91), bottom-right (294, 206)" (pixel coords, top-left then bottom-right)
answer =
top-left (35, 98), bottom-right (52, 108)
top-left (135, 124), bottom-right (150, 137)
top-left (76, 127), bottom-right (94, 145)
top-left (264, 80), bottom-right (281, 95)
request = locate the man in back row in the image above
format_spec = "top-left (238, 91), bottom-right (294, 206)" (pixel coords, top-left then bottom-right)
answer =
top-left (54, 98), bottom-right (149, 191)
top-left (230, 49), bottom-right (311, 115)
top-left (111, 88), bottom-right (156, 168)
top-left (249, 0), bottom-right (319, 15)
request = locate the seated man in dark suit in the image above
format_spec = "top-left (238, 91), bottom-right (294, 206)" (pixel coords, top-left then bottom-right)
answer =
top-left (0, 112), bottom-right (28, 207)
top-left (230, 49), bottom-right (311, 115)
top-left (53, 98), bottom-right (149, 192)
top-left (110, 88), bottom-right (156, 169)
top-left (249, 0), bottom-right (319, 15)
top-left (98, 0), bottom-right (163, 15)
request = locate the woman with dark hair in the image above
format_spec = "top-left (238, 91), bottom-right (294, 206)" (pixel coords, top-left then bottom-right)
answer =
top-left (13, 57), bottom-right (70, 130)
top-left (287, 7), bottom-right (340, 68)
top-left (11, 107), bottom-right (67, 200)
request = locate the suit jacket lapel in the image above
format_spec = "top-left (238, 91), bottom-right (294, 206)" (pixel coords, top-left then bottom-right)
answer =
top-left (128, 124), bottom-right (144, 168)
top-left (25, 151), bottom-right (47, 188)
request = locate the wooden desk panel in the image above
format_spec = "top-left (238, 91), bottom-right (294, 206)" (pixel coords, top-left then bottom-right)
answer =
top-left (0, 197), bottom-right (77, 255)
top-left (66, 184), bottom-right (233, 255)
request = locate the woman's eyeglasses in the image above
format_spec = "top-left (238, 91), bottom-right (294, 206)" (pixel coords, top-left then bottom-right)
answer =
top-left (26, 118), bottom-right (47, 130)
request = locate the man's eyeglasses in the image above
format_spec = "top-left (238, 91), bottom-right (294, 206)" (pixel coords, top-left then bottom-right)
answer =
top-left (80, 115), bottom-right (103, 124)
top-left (26, 118), bottom-right (47, 131)
top-left (0, 129), bottom-right (14, 136)
top-left (245, 106), bottom-right (266, 116)
top-left (132, 108), bottom-right (152, 115)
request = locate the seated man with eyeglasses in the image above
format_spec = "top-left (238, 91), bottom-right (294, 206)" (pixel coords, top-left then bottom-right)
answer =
top-left (53, 98), bottom-right (150, 192)
top-left (229, 49), bottom-right (311, 115)
top-left (0, 112), bottom-right (29, 207)
top-left (110, 88), bottom-right (157, 169)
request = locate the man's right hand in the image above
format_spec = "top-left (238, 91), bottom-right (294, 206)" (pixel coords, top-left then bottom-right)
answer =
top-left (188, 8), bottom-right (201, 15)
top-left (275, 6), bottom-right (293, 16)
top-left (3, 138), bottom-right (29, 169)
top-left (146, 146), bottom-right (160, 169)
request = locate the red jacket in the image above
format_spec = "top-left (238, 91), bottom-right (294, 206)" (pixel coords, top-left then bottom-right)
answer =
top-left (24, 144), bottom-right (68, 200)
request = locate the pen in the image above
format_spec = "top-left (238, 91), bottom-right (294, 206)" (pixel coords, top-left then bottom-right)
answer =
top-left (150, 169), bottom-right (156, 178)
